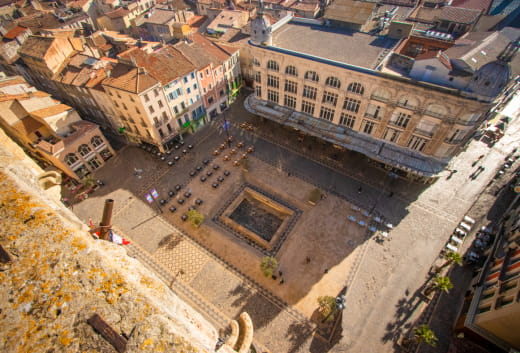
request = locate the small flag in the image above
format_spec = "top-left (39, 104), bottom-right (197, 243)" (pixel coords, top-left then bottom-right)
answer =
top-left (151, 189), bottom-right (159, 199)
top-left (145, 194), bottom-right (153, 203)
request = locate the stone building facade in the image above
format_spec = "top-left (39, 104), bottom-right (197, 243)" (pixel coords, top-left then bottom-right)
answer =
top-left (247, 13), bottom-right (494, 181)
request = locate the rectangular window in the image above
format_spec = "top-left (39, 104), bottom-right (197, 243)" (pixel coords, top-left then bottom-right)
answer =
top-left (190, 72), bottom-right (195, 79)
top-left (87, 157), bottom-right (102, 170)
top-left (181, 102), bottom-right (186, 110)
top-left (383, 128), bottom-right (401, 143)
top-left (200, 72), bottom-right (203, 78)
top-left (167, 123), bottom-right (172, 133)
top-left (284, 95), bottom-right (296, 109)
top-left (267, 75), bottom-right (279, 88)
top-left (162, 111), bottom-right (168, 121)
top-left (284, 80), bottom-right (297, 94)
top-left (148, 106), bottom-right (155, 114)
top-left (391, 112), bottom-right (411, 128)
top-left (135, 107), bottom-right (140, 114)
top-left (255, 85), bottom-right (262, 97)
top-left (255, 71), bottom-right (261, 83)
top-left (129, 96), bottom-right (134, 102)
top-left (343, 98), bottom-right (360, 113)
top-left (303, 85), bottom-right (317, 100)
top-left (322, 91), bottom-right (338, 106)
top-left (267, 89), bottom-right (279, 103)
top-left (407, 135), bottom-right (428, 151)
top-left (362, 120), bottom-right (376, 135)
top-left (193, 84), bottom-right (197, 90)
top-left (339, 113), bottom-right (355, 128)
top-left (158, 128), bottom-right (164, 137)
top-left (301, 100), bottom-right (315, 115)
top-left (187, 87), bottom-right (191, 94)
top-left (319, 107), bottom-right (335, 121)
top-left (144, 93), bottom-right (149, 102)
top-left (158, 100), bottom-right (163, 108)
top-left (183, 76), bottom-right (188, 83)
top-left (173, 106), bottom-right (179, 114)
top-left (154, 89), bottom-right (159, 97)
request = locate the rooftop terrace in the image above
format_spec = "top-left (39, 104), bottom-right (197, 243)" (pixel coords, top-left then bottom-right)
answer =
top-left (272, 21), bottom-right (399, 69)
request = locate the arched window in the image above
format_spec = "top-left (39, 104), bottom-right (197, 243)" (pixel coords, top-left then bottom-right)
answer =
top-left (267, 60), bottom-right (279, 72)
top-left (285, 65), bottom-right (297, 77)
top-left (91, 135), bottom-right (104, 148)
top-left (65, 153), bottom-right (79, 166)
top-left (304, 71), bottom-right (319, 82)
top-left (78, 144), bottom-right (92, 157)
top-left (253, 58), bottom-right (260, 67)
top-left (347, 82), bottom-right (364, 95)
top-left (325, 76), bottom-right (341, 89)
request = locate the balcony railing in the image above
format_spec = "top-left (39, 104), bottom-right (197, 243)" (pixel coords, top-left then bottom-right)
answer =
top-left (424, 110), bottom-right (448, 119)
top-left (370, 94), bottom-right (389, 103)
top-left (94, 142), bottom-right (106, 151)
top-left (35, 138), bottom-right (65, 155)
top-left (396, 102), bottom-right (418, 111)
top-left (414, 128), bottom-right (435, 137)
top-left (364, 112), bottom-right (382, 120)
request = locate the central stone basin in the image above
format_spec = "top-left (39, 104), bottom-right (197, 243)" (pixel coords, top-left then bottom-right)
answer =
top-left (219, 186), bottom-right (297, 253)
top-left (229, 198), bottom-right (283, 242)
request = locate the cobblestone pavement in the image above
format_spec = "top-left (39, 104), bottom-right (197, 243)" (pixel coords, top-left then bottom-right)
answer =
top-left (70, 92), bottom-right (520, 353)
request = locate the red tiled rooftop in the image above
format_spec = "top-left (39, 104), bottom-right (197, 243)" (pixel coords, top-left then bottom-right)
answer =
top-left (3, 26), bottom-right (29, 40)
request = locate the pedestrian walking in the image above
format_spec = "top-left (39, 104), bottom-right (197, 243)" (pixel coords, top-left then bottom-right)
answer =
top-left (305, 256), bottom-right (311, 264)
top-left (388, 191), bottom-right (394, 198)
top-left (279, 278), bottom-right (284, 284)
top-left (357, 186), bottom-right (362, 194)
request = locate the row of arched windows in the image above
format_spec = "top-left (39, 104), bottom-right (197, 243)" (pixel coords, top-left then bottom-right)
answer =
top-left (264, 60), bottom-right (364, 94)
top-left (64, 136), bottom-right (105, 166)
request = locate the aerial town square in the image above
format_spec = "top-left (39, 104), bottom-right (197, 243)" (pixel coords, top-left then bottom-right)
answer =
top-left (0, 0), bottom-right (519, 352)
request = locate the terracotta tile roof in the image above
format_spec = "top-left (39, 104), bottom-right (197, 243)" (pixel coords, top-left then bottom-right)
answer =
top-left (287, 0), bottom-right (319, 11)
top-left (324, 0), bottom-right (376, 25)
top-left (18, 36), bottom-right (55, 60)
top-left (66, 0), bottom-right (92, 9)
top-left (188, 15), bottom-right (206, 27)
top-left (144, 7), bottom-right (178, 25)
top-left (106, 7), bottom-right (130, 19)
top-left (30, 104), bottom-right (73, 119)
top-left (0, 93), bottom-right (30, 102)
top-left (450, 0), bottom-right (492, 13)
top-left (118, 46), bottom-right (196, 85)
top-left (13, 116), bottom-right (44, 135)
top-left (64, 120), bottom-right (98, 143)
top-left (0, 76), bottom-right (28, 89)
top-left (102, 63), bottom-right (159, 93)
top-left (3, 26), bottom-right (30, 40)
top-left (438, 6), bottom-right (482, 24)
top-left (17, 11), bottom-right (90, 32)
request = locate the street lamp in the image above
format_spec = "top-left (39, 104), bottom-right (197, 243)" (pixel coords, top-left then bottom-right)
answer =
top-left (322, 294), bottom-right (346, 323)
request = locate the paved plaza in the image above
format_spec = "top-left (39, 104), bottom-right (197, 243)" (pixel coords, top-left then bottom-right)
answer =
top-left (70, 92), bottom-right (520, 353)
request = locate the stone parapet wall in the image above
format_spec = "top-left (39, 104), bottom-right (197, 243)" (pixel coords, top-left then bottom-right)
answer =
top-left (0, 128), bottom-right (231, 353)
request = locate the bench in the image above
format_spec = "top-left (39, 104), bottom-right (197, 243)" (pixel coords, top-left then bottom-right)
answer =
top-left (445, 243), bottom-right (458, 252)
